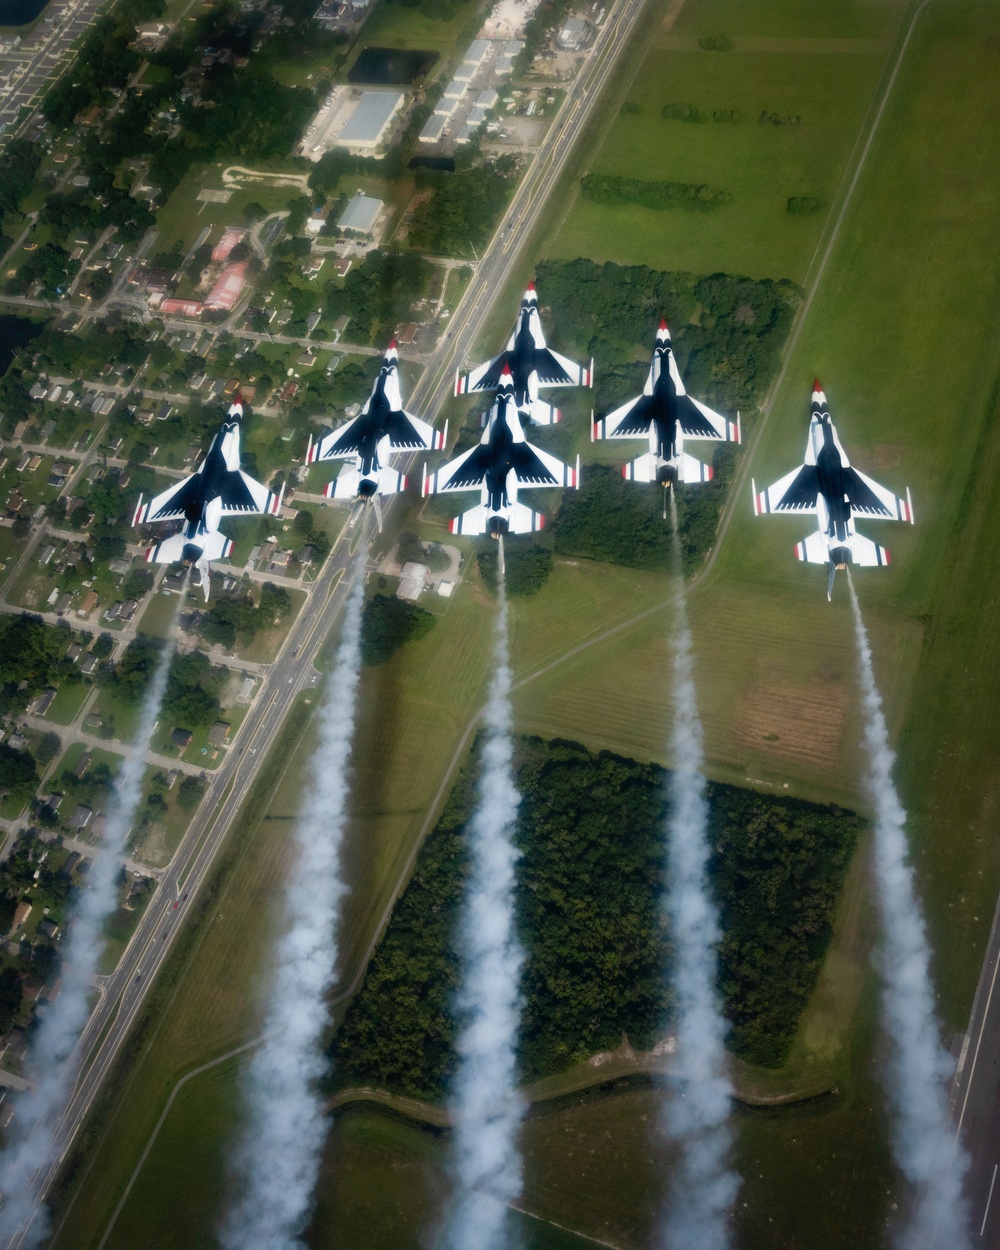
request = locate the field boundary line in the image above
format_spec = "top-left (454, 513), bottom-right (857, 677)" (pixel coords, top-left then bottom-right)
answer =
top-left (691, 0), bottom-right (934, 595)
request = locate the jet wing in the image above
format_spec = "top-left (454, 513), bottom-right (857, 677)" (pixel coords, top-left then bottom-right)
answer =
top-left (594, 393), bottom-right (656, 440)
top-left (424, 444), bottom-right (492, 493)
top-left (534, 348), bottom-right (592, 388)
top-left (310, 417), bottom-right (364, 462)
top-left (385, 409), bottom-right (446, 452)
top-left (135, 474), bottom-right (202, 524)
top-left (844, 468), bottom-right (914, 522)
top-left (678, 396), bottom-right (739, 443)
top-left (219, 471), bottom-right (283, 516)
top-left (753, 465), bottom-right (820, 515)
top-left (510, 442), bottom-right (578, 488)
top-left (849, 532), bottom-right (891, 566)
top-left (457, 353), bottom-right (508, 395)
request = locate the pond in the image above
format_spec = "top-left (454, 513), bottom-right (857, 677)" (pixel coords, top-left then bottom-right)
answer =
top-left (0, 314), bottom-right (44, 377)
top-left (0, 0), bottom-right (49, 25)
top-left (349, 46), bottom-right (438, 85)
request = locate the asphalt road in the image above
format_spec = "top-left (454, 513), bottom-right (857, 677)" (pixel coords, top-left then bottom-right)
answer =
top-left (0, 0), bottom-right (650, 1242)
top-left (948, 890), bottom-right (1000, 1246)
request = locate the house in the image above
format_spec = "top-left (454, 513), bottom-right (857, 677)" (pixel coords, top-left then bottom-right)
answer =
top-left (32, 687), bottom-right (57, 716)
top-left (7, 732), bottom-right (29, 752)
top-left (55, 593), bottom-right (73, 615)
top-left (207, 721), bottom-right (231, 746)
top-left (237, 677), bottom-right (255, 703)
top-left (104, 601), bottom-right (123, 621)
top-left (166, 769), bottom-right (179, 790)
top-left (61, 852), bottom-right (82, 876)
top-left (79, 654), bottom-right (99, 675)
top-left (65, 643), bottom-right (82, 662)
top-left (172, 727), bottom-right (193, 749)
top-left (109, 558), bottom-right (132, 576)
top-left (12, 902), bottom-right (32, 932)
top-left (69, 805), bottom-right (93, 830)
top-left (120, 599), bottom-right (139, 622)
top-left (397, 562), bottom-right (428, 601)
top-left (395, 321), bottom-right (418, 346)
top-left (74, 752), bottom-right (92, 779)
top-left (37, 918), bottom-right (59, 939)
top-left (82, 713), bottom-right (102, 732)
top-left (77, 590), bottom-right (99, 618)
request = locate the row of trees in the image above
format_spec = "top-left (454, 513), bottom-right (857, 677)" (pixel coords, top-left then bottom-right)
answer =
top-left (332, 736), bottom-right (862, 1097)
top-left (98, 638), bottom-right (227, 729)
top-left (199, 584), bottom-right (293, 652)
top-left (581, 174), bottom-right (733, 212)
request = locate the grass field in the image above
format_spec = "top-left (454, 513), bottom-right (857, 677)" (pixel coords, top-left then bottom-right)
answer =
top-left (549, 0), bottom-right (905, 283)
top-left (39, 0), bottom-right (1000, 1246)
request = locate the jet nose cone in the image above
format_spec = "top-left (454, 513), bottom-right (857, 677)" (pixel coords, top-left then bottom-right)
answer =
top-left (388, 339), bottom-right (397, 351)
top-left (658, 318), bottom-right (668, 331)
top-left (812, 377), bottom-right (823, 394)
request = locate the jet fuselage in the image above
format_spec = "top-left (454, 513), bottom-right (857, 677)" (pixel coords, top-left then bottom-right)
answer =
top-left (183, 416), bottom-right (242, 536)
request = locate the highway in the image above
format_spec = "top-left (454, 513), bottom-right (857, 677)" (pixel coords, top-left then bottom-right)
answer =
top-left (0, 0), bottom-right (650, 1241)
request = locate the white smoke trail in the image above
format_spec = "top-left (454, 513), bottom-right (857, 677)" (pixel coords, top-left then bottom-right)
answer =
top-left (0, 627), bottom-right (178, 1249)
top-left (659, 493), bottom-right (738, 1250)
top-left (220, 559), bottom-right (366, 1250)
top-left (847, 575), bottom-right (970, 1250)
top-left (440, 564), bottom-right (525, 1250)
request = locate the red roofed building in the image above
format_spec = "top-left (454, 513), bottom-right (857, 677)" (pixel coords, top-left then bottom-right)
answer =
top-left (211, 227), bottom-right (245, 263)
top-left (161, 298), bottom-right (204, 317)
top-left (204, 263), bottom-right (248, 312)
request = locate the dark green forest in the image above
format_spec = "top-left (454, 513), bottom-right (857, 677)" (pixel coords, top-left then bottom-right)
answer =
top-left (361, 594), bottom-right (436, 666)
top-left (332, 737), bottom-right (862, 1099)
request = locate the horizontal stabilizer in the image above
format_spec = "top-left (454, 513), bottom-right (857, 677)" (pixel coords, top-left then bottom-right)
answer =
top-left (146, 529), bottom-right (233, 566)
top-left (508, 501), bottom-right (546, 534)
top-left (849, 531), bottom-right (891, 568)
top-left (622, 453), bottom-right (658, 483)
top-left (793, 531), bottom-right (830, 565)
top-left (677, 452), bottom-right (713, 483)
top-left (449, 505), bottom-right (488, 535)
top-left (529, 398), bottom-right (561, 425)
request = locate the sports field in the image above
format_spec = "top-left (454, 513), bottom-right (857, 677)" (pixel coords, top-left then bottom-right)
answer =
top-left (550, 0), bottom-right (905, 283)
top-left (43, 0), bottom-right (1000, 1246)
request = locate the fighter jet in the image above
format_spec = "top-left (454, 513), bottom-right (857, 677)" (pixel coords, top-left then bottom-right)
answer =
top-left (306, 341), bottom-right (446, 526)
top-left (752, 379), bottom-right (914, 599)
top-left (454, 281), bottom-right (593, 425)
top-left (592, 320), bottom-right (740, 501)
top-left (423, 364), bottom-right (579, 538)
top-left (132, 397), bottom-right (283, 599)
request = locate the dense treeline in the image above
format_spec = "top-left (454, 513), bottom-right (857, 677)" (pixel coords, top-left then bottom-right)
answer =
top-left (332, 738), bottom-right (862, 1098)
top-left (581, 175), bottom-right (732, 212)
top-left (535, 257), bottom-right (799, 414)
top-left (0, 616), bottom-right (79, 717)
top-left (410, 162), bottom-right (516, 257)
top-left (0, 141), bottom-right (42, 240)
top-left (476, 542), bottom-right (553, 596)
top-left (360, 595), bottom-right (435, 666)
top-left (551, 458), bottom-right (738, 575)
top-left (98, 637), bottom-right (226, 728)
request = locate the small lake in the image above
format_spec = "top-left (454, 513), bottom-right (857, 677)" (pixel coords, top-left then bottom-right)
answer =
top-left (0, 314), bottom-right (44, 377)
top-left (409, 155), bottom-right (455, 172)
top-left (0, 0), bottom-right (50, 26)
top-left (349, 46), bottom-right (438, 85)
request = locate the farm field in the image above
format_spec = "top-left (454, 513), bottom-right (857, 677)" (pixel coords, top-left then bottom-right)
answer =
top-left (550, 0), bottom-right (905, 283)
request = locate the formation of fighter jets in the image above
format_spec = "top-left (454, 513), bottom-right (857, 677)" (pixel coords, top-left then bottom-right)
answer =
top-left (130, 287), bottom-right (914, 601)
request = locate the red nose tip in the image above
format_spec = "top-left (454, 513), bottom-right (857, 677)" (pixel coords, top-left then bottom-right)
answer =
top-left (527, 280), bottom-right (536, 293)
top-left (659, 318), bottom-right (668, 331)
top-left (813, 378), bottom-right (822, 393)
top-left (388, 339), bottom-right (397, 350)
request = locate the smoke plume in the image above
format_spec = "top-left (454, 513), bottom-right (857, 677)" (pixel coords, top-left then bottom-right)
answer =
top-left (0, 630), bottom-right (178, 1249)
top-left (658, 493), bottom-right (738, 1250)
top-left (220, 561), bottom-right (365, 1250)
top-left (440, 565), bottom-right (525, 1250)
top-left (847, 575), bottom-right (970, 1249)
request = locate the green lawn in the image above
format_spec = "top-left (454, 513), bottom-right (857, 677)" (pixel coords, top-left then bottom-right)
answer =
top-left (550, 0), bottom-right (903, 283)
top-left (152, 168), bottom-right (301, 258)
top-left (344, 0), bottom-right (479, 68)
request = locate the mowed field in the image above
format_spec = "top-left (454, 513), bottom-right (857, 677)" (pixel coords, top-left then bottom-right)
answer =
top-left (550, 0), bottom-right (905, 283)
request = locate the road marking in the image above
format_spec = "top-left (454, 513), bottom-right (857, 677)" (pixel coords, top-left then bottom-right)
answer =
top-left (982, 1164), bottom-right (998, 1237)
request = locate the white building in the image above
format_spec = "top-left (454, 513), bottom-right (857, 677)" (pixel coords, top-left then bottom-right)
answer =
top-left (338, 193), bottom-right (383, 236)
top-left (398, 562), bottom-right (427, 601)
top-left (443, 77), bottom-right (467, 100)
top-left (434, 94), bottom-right (461, 118)
top-left (476, 88), bottom-right (499, 110)
top-left (420, 113), bottom-right (448, 143)
top-left (339, 90), bottom-right (405, 155)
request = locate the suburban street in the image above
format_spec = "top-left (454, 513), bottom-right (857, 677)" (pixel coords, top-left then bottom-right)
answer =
top-left (0, 0), bottom-right (653, 1239)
